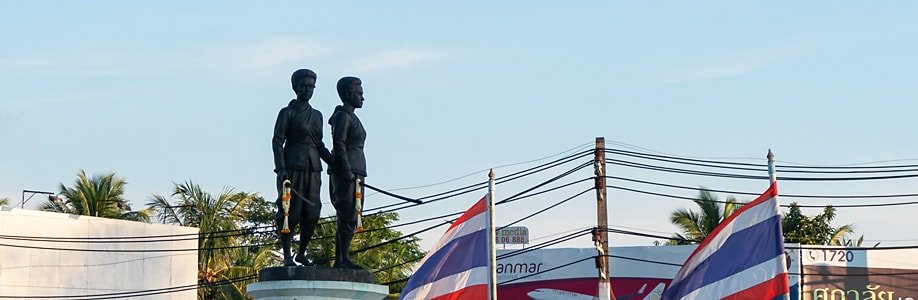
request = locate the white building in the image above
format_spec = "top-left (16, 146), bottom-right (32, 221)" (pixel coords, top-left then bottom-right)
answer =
top-left (0, 206), bottom-right (198, 299)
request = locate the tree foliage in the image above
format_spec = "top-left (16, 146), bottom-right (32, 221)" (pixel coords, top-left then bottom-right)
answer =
top-left (662, 190), bottom-right (861, 246)
top-left (663, 188), bottom-right (741, 245)
top-left (42, 170), bottom-right (150, 222)
top-left (145, 180), bottom-right (425, 299)
top-left (782, 202), bottom-right (859, 246)
top-left (147, 181), bottom-right (269, 300)
top-left (305, 212), bottom-right (426, 298)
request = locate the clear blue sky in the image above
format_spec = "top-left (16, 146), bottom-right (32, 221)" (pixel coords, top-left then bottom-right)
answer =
top-left (2, 2), bottom-right (917, 249)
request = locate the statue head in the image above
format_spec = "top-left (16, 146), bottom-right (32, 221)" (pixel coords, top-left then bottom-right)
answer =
top-left (291, 69), bottom-right (318, 101)
top-left (336, 76), bottom-right (364, 109)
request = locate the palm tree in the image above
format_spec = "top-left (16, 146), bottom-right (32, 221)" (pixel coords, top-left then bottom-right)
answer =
top-left (0, 197), bottom-right (10, 207)
top-left (664, 188), bottom-right (742, 245)
top-left (147, 181), bottom-right (267, 299)
top-left (41, 170), bottom-right (150, 222)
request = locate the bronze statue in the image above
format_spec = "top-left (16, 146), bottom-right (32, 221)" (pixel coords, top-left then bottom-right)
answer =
top-left (272, 69), bottom-right (334, 267)
top-left (328, 76), bottom-right (367, 269)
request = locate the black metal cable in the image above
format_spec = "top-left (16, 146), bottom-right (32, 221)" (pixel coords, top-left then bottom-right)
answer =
top-left (373, 144), bottom-right (592, 193)
top-left (608, 159), bottom-right (766, 180)
top-left (361, 150), bottom-right (593, 215)
top-left (0, 273), bottom-right (257, 299)
top-left (604, 227), bottom-right (696, 243)
top-left (332, 155), bottom-right (594, 228)
top-left (609, 158), bottom-right (918, 181)
top-left (0, 228), bottom-right (276, 244)
top-left (607, 176), bottom-right (918, 199)
top-left (497, 188), bottom-right (593, 231)
top-left (350, 221), bottom-right (450, 255)
top-left (373, 254), bottom-right (425, 274)
top-left (608, 184), bottom-right (918, 208)
top-left (498, 256), bottom-right (595, 285)
top-left (0, 225), bottom-right (273, 241)
top-left (498, 161), bottom-right (593, 204)
top-left (788, 244), bottom-right (918, 251)
top-left (497, 228), bottom-right (592, 260)
top-left (605, 254), bottom-right (683, 267)
top-left (605, 148), bottom-right (765, 168)
top-left (606, 147), bottom-right (918, 171)
top-left (497, 177), bottom-right (593, 204)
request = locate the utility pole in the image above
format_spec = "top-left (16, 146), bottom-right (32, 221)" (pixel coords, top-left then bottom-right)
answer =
top-left (594, 137), bottom-right (614, 300)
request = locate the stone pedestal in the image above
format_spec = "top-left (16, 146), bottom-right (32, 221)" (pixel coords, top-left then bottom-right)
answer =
top-left (247, 266), bottom-right (389, 300)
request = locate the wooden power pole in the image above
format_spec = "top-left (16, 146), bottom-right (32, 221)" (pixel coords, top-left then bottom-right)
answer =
top-left (594, 137), bottom-right (614, 300)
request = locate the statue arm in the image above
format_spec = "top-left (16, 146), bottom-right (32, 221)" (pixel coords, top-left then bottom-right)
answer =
top-left (272, 109), bottom-right (287, 174)
top-left (331, 112), bottom-right (353, 179)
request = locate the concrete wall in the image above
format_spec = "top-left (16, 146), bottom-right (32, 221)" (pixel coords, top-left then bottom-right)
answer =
top-left (0, 206), bottom-right (198, 299)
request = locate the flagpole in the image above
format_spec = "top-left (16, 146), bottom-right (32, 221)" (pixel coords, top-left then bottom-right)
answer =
top-left (487, 169), bottom-right (498, 300)
top-left (767, 149), bottom-right (776, 184)
top-left (768, 149), bottom-right (792, 300)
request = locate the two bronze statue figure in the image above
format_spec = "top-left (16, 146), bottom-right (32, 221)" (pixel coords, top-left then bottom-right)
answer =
top-left (272, 69), bottom-right (367, 269)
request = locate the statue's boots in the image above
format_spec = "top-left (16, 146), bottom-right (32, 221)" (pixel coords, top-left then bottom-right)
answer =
top-left (294, 252), bottom-right (314, 266)
top-left (281, 233), bottom-right (296, 267)
top-left (334, 230), bottom-right (362, 269)
top-left (295, 219), bottom-right (318, 266)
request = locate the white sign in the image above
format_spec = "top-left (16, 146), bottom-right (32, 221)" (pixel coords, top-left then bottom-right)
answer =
top-left (496, 226), bottom-right (529, 244)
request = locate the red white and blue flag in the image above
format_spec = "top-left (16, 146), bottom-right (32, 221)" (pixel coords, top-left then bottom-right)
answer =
top-left (662, 182), bottom-right (789, 300)
top-left (400, 195), bottom-right (491, 300)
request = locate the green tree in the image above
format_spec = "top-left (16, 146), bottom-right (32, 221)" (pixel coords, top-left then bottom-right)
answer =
top-left (660, 192), bottom-right (862, 247)
top-left (782, 202), bottom-right (859, 246)
top-left (0, 197), bottom-right (9, 207)
top-left (306, 212), bottom-right (426, 298)
top-left (41, 170), bottom-right (150, 222)
top-left (147, 181), bottom-right (268, 300)
top-left (663, 188), bottom-right (742, 245)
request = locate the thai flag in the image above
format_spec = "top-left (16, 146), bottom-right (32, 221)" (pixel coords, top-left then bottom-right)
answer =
top-left (662, 182), bottom-right (789, 300)
top-left (400, 195), bottom-right (491, 300)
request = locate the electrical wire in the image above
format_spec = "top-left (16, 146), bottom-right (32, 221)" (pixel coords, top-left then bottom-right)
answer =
top-left (607, 176), bottom-right (918, 199)
top-left (608, 184), bottom-right (918, 209)
top-left (609, 158), bottom-right (918, 181)
top-left (0, 228), bottom-right (276, 244)
top-left (497, 228), bottom-right (592, 260)
top-left (0, 273), bottom-right (257, 299)
top-left (606, 146), bottom-right (918, 171)
top-left (498, 256), bottom-right (595, 285)
top-left (349, 221), bottom-right (450, 255)
top-left (368, 142), bottom-right (593, 194)
top-left (497, 188), bottom-right (593, 231)
top-left (605, 254), bottom-right (683, 267)
top-left (0, 225), bottom-right (272, 242)
top-left (358, 150), bottom-right (593, 216)
top-left (497, 162), bottom-right (593, 205)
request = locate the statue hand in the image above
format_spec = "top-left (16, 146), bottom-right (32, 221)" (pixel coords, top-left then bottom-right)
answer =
top-left (345, 171), bottom-right (356, 182)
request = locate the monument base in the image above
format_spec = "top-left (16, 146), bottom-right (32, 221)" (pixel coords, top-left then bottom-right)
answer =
top-left (247, 266), bottom-right (389, 300)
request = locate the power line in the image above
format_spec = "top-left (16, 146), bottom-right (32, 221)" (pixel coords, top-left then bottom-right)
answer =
top-left (357, 150), bottom-right (593, 216)
top-left (497, 228), bottom-right (592, 260)
top-left (608, 184), bottom-right (918, 209)
top-left (498, 162), bottom-right (592, 205)
top-left (0, 273), bottom-right (257, 299)
top-left (498, 188), bottom-right (593, 231)
top-left (369, 143), bottom-right (593, 194)
top-left (498, 256), bottom-right (595, 285)
top-left (0, 225), bottom-right (272, 242)
top-left (0, 228), bottom-right (275, 244)
top-left (606, 145), bottom-right (918, 170)
top-left (608, 158), bottom-right (918, 181)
